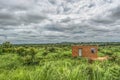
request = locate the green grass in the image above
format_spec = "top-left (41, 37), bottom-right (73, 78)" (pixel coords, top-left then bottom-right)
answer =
top-left (0, 45), bottom-right (120, 80)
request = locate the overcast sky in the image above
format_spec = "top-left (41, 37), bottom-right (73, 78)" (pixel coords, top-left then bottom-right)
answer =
top-left (0, 0), bottom-right (120, 44)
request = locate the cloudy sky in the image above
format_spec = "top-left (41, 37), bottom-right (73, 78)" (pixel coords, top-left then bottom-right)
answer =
top-left (0, 0), bottom-right (120, 44)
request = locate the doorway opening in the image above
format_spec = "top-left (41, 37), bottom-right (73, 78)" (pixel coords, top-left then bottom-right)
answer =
top-left (78, 49), bottom-right (82, 56)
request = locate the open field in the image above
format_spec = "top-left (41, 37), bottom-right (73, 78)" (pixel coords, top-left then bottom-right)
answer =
top-left (0, 42), bottom-right (120, 80)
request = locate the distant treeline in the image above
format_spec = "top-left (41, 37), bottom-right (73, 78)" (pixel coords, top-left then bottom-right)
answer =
top-left (11, 42), bottom-right (120, 47)
top-left (0, 42), bottom-right (120, 47)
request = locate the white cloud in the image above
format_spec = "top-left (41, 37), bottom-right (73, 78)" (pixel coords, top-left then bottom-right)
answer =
top-left (0, 0), bottom-right (120, 43)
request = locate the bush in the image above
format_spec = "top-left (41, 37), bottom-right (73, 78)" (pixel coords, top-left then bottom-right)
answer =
top-left (28, 48), bottom-right (37, 58)
top-left (22, 55), bottom-right (32, 65)
top-left (0, 41), bottom-right (16, 53)
top-left (42, 51), bottom-right (48, 56)
top-left (110, 54), bottom-right (120, 65)
top-left (2, 48), bottom-right (15, 53)
top-left (106, 52), bottom-right (113, 56)
top-left (17, 47), bottom-right (26, 56)
top-left (0, 48), bottom-right (2, 54)
top-left (48, 47), bottom-right (56, 52)
top-left (17, 47), bottom-right (38, 65)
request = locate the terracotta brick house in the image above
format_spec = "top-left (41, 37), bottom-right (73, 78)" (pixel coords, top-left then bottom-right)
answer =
top-left (72, 45), bottom-right (98, 58)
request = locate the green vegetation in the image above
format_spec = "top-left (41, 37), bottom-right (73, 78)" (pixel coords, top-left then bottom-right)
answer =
top-left (0, 42), bottom-right (120, 80)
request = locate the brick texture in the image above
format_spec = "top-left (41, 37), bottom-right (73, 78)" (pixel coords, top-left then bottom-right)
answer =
top-left (72, 45), bottom-right (98, 58)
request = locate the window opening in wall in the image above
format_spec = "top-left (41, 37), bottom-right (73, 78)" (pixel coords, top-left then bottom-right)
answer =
top-left (91, 48), bottom-right (96, 53)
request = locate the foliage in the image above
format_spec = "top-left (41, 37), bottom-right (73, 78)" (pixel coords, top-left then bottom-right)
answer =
top-left (0, 41), bottom-right (17, 53)
top-left (17, 47), bottom-right (26, 56)
top-left (1, 41), bottom-right (12, 48)
top-left (16, 47), bottom-right (38, 65)
top-left (0, 48), bottom-right (2, 54)
top-left (42, 51), bottom-right (48, 56)
top-left (109, 66), bottom-right (120, 80)
top-left (48, 47), bottom-right (56, 52)
top-left (0, 43), bottom-right (120, 80)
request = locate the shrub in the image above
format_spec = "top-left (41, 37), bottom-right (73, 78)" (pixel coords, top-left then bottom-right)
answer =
top-left (28, 48), bottom-right (37, 58)
top-left (42, 51), bottom-right (48, 56)
top-left (0, 48), bottom-right (2, 54)
top-left (16, 47), bottom-right (26, 56)
top-left (2, 48), bottom-right (15, 53)
top-left (106, 52), bottom-right (113, 56)
top-left (48, 47), bottom-right (56, 52)
top-left (0, 41), bottom-right (16, 53)
top-left (110, 54), bottom-right (120, 65)
top-left (22, 55), bottom-right (32, 65)
top-left (17, 47), bottom-right (38, 65)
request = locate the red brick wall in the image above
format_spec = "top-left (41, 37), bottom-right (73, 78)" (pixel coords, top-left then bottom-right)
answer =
top-left (72, 46), bottom-right (98, 58)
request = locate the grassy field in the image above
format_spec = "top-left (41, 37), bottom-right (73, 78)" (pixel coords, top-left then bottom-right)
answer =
top-left (0, 42), bottom-right (120, 80)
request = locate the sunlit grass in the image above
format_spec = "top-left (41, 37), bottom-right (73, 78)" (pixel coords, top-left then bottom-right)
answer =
top-left (0, 45), bottom-right (120, 80)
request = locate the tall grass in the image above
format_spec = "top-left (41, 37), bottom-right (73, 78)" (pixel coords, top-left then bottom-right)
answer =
top-left (0, 45), bottom-right (120, 80)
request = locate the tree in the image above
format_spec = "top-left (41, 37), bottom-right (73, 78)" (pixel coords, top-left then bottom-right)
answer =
top-left (1, 41), bottom-right (13, 53)
top-left (1, 41), bottom-right (12, 48)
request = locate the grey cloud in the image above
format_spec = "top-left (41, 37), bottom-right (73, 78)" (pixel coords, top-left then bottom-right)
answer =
top-left (0, 0), bottom-right (120, 43)
top-left (92, 6), bottom-right (120, 25)
top-left (109, 6), bottom-right (120, 20)
top-left (0, 0), bottom-right (36, 10)
top-left (19, 12), bottom-right (47, 25)
top-left (0, 10), bottom-right (47, 26)
top-left (48, 0), bottom-right (56, 5)
top-left (0, 11), bottom-right (19, 26)
top-left (91, 18), bottom-right (114, 24)
top-left (44, 24), bottom-right (64, 32)
top-left (0, 12), bottom-right (13, 19)
top-left (44, 22), bottom-right (77, 32)
top-left (60, 17), bottom-right (71, 23)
